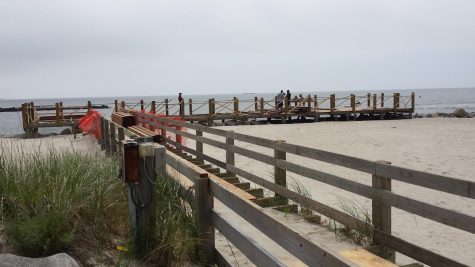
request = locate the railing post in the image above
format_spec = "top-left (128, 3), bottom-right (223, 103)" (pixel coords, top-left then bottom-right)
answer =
top-left (110, 122), bottom-right (116, 154)
top-left (207, 98), bottom-right (215, 126)
top-left (254, 96), bottom-right (258, 111)
top-left (165, 98), bottom-right (169, 116)
top-left (195, 174), bottom-right (214, 265)
top-left (189, 99), bottom-right (193, 116)
top-left (367, 93), bottom-right (371, 107)
top-left (140, 99), bottom-right (144, 112)
top-left (21, 103), bottom-right (27, 131)
top-left (330, 94), bottom-right (335, 120)
top-left (118, 127), bottom-right (125, 154)
top-left (393, 93), bottom-right (400, 112)
top-left (196, 130), bottom-right (203, 154)
top-left (104, 119), bottom-right (111, 154)
top-left (350, 94), bottom-right (356, 113)
top-left (274, 140), bottom-right (287, 203)
top-left (381, 93), bottom-right (384, 107)
top-left (55, 103), bottom-right (60, 126)
top-left (226, 131), bottom-right (235, 175)
top-left (307, 94), bottom-right (312, 115)
top-left (100, 117), bottom-right (106, 149)
top-left (233, 97), bottom-right (239, 117)
top-left (120, 101), bottom-right (126, 111)
top-left (313, 95), bottom-right (319, 122)
top-left (59, 102), bottom-right (63, 118)
top-left (128, 137), bottom-right (157, 256)
top-left (87, 101), bottom-right (92, 110)
top-left (372, 160), bottom-right (395, 262)
top-left (180, 99), bottom-right (185, 118)
top-left (114, 100), bottom-right (118, 112)
top-left (411, 92), bottom-right (415, 113)
top-left (372, 94), bottom-right (377, 112)
top-left (259, 97), bottom-right (264, 115)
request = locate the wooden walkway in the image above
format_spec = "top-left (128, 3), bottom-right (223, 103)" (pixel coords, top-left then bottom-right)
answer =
top-left (118, 92), bottom-right (415, 125)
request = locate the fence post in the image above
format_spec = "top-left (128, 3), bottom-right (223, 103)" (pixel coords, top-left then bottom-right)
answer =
top-left (180, 99), bottom-right (185, 118)
top-left (104, 119), bottom-right (111, 154)
top-left (100, 117), bottom-right (106, 149)
top-left (274, 140), bottom-right (287, 203)
top-left (254, 96), bottom-right (258, 111)
top-left (196, 130), bottom-right (203, 154)
top-left (140, 99), bottom-right (144, 112)
top-left (120, 101), bottom-right (126, 111)
top-left (367, 93), bottom-right (371, 107)
top-left (372, 160), bottom-right (395, 262)
top-left (313, 95), bottom-right (319, 122)
top-left (109, 122), bottom-right (116, 154)
top-left (118, 127), bottom-right (125, 154)
top-left (226, 131), bottom-right (235, 175)
top-left (330, 94), bottom-right (335, 120)
top-left (259, 98), bottom-right (264, 115)
top-left (129, 137), bottom-right (156, 256)
top-left (114, 100), bottom-right (118, 112)
top-left (154, 144), bottom-right (166, 176)
top-left (381, 93), bottom-right (384, 107)
top-left (195, 174), bottom-right (214, 265)
top-left (87, 101), bottom-right (92, 110)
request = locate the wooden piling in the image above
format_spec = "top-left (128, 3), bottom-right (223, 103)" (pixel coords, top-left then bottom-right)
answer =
top-left (120, 101), bottom-right (126, 111)
top-left (87, 101), bottom-right (92, 110)
top-left (393, 93), bottom-right (400, 112)
top-left (55, 103), bottom-right (60, 126)
top-left (254, 96), bottom-right (258, 111)
top-left (411, 92), bottom-right (415, 112)
top-left (350, 94), bottom-right (356, 113)
top-left (233, 97), bottom-right (239, 117)
top-left (372, 160), bottom-right (395, 262)
top-left (373, 94), bottom-right (377, 111)
top-left (307, 94), bottom-right (312, 115)
top-left (330, 94), bottom-right (336, 120)
top-left (381, 93), bottom-right (384, 107)
top-left (367, 93), bottom-right (371, 107)
top-left (180, 99), bottom-right (185, 118)
top-left (114, 100), bottom-right (118, 112)
top-left (118, 127), bottom-right (125, 154)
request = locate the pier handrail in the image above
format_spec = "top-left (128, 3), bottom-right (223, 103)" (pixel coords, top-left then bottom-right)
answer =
top-left (126, 111), bottom-right (473, 266)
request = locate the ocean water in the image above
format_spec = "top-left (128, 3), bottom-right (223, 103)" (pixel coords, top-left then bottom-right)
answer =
top-left (1, 88), bottom-right (474, 136)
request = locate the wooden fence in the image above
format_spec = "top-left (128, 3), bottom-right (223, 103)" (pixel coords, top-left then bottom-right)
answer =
top-left (100, 110), bottom-right (474, 266)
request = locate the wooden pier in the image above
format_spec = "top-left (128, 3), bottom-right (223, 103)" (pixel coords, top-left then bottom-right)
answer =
top-left (117, 92), bottom-right (415, 126)
top-left (21, 101), bottom-right (106, 136)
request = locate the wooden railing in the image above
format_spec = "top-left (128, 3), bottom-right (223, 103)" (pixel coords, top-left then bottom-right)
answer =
top-left (117, 92), bottom-right (415, 120)
top-left (118, 111), bottom-right (474, 267)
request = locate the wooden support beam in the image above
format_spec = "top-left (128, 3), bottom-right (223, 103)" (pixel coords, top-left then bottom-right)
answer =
top-left (372, 160), bottom-right (395, 262)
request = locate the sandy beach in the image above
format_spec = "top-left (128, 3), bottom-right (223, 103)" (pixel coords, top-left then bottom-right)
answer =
top-left (188, 117), bottom-right (475, 266)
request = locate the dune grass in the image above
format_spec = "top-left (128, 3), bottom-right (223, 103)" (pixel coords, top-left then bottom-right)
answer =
top-left (0, 139), bottom-right (127, 259)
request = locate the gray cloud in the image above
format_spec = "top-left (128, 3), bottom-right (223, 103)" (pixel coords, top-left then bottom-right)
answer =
top-left (1, 0), bottom-right (474, 98)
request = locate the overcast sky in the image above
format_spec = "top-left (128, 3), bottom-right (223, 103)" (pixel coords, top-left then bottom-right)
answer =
top-left (1, 1), bottom-right (474, 99)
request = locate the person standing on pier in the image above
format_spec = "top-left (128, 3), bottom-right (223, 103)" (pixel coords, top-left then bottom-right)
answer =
top-left (276, 90), bottom-right (285, 110)
top-left (178, 93), bottom-right (184, 103)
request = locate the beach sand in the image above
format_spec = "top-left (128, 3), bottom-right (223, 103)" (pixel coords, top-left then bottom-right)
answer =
top-left (190, 118), bottom-right (475, 266)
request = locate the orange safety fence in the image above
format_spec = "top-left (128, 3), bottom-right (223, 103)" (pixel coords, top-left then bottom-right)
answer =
top-left (131, 110), bottom-right (187, 145)
top-left (78, 110), bottom-right (102, 139)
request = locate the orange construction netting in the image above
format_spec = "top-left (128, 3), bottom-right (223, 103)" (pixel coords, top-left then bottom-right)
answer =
top-left (78, 110), bottom-right (101, 139)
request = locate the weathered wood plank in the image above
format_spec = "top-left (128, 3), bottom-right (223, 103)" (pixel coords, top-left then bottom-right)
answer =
top-left (211, 210), bottom-right (286, 267)
top-left (209, 178), bottom-right (357, 267)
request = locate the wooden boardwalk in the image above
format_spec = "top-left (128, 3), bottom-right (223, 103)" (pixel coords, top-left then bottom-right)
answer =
top-left (118, 92), bottom-right (415, 125)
